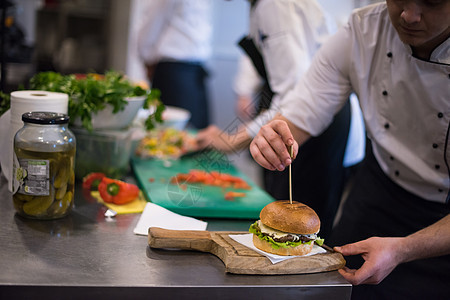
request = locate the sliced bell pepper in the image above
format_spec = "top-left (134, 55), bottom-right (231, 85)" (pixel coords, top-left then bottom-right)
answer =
top-left (98, 177), bottom-right (139, 205)
top-left (82, 172), bottom-right (106, 191)
top-left (170, 169), bottom-right (251, 190)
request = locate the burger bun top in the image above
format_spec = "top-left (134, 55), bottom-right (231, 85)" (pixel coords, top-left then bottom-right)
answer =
top-left (260, 200), bottom-right (320, 234)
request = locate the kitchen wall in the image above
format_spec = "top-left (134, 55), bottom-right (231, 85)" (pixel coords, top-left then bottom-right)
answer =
top-left (6, 0), bottom-right (128, 84)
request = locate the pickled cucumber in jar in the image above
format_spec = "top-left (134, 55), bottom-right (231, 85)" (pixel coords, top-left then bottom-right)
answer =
top-left (13, 112), bottom-right (76, 220)
top-left (13, 148), bottom-right (75, 219)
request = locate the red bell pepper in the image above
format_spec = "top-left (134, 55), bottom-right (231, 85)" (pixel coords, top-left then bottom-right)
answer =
top-left (98, 177), bottom-right (139, 205)
top-left (82, 172), bottom-right (106, 191)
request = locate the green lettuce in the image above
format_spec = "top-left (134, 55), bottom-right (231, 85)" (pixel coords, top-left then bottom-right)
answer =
top-left (29, 71), bottom-right (165, 132)
top-left (249, 221), bottom-right (324, 249)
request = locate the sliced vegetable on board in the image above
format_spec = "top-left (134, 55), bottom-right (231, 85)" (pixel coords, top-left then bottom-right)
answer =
top-left (170, 169), bottom-right (251, 190)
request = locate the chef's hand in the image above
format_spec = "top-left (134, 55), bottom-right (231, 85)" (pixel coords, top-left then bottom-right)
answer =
top-left (196, 125), bottom-right (252, 153)
top-left (334, 237), bottom-right (404, 285)
top-left (196, 125), bottom-right (227, 151)
top-left (250, 119), bottom-right (299, 171)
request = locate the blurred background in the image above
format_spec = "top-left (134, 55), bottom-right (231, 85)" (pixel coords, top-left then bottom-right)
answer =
top-left (1, 0), bottom-right (382, 128)
top-left (0, 0), bottom-right (381, 185)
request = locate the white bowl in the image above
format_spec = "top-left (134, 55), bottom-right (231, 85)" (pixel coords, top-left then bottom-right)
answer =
top-left (160, 106), bottom-right (191, 130)
top-left (134, 105), bottom-right (191, 131)
top-left (74, 96), bottom-right (146, 130)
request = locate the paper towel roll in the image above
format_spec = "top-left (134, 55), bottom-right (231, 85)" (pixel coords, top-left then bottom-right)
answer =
top-left (0, 90), bottom-right (68, 192)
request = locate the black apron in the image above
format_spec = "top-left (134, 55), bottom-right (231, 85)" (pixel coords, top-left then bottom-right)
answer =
top-left (152, 61), bottom-right (210, 129)
top-left (330, 139), bottom-right (450, 299)
top-left (238, 35), bottom-right (352, 240)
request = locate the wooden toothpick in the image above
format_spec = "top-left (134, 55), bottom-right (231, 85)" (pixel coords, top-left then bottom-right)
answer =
top-left (289, 145), bottom-right (293, 205)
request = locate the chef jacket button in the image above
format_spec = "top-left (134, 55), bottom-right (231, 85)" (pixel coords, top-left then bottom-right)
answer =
top-left (432, 143), bottom-right (438, 149)
top-left (382, 90), bottom-right (388, 96)
top-left (395, 170), bottom-right (400, 176)
top-left (384, 123), bottom-right (390, 129)
top-left (387, 52), bottom-right (393, 58)
top-left (435, 164), bottom-right (440, 170)
top-left (437, 112), bottom-right (443, 118)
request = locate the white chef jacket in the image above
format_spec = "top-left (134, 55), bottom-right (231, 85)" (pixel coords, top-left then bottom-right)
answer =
top-left (244, 0), bottom-right (336, 137)
top-left (137, 0), bottom-right (212, 65)
top-left (280, 3), bottom-right (450, 203)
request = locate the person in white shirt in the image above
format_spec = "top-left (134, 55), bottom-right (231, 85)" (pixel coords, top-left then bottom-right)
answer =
top-left (197, 0), bottom-right (364, 240)
top-left (250, 1), bottom-right (450, 298)
top-left (137, 0), bottom-right (212, 129)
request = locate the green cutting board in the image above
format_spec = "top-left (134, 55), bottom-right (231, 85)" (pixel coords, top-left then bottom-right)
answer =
top-left (131, 151), bottom-right (275, 219)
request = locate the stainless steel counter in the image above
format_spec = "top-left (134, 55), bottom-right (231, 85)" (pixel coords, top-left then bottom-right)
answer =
top-left (0, 172), bottom-right (351, 299)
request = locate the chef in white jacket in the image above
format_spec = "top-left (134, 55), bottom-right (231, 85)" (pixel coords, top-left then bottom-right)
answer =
top-left (137, 0), bottom-right (212, 129)
top-left (250, 1), bottom-right (450, 298)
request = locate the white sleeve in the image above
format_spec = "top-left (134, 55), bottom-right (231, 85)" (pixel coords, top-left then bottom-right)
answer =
top-left (254, 0), bottom-right (332, 99)
top-left (279, 24), bottom-right (354, 136)
top-left (256, 1), bottom-right (309, 97)
top-left (136, 0), bottom-right (174, 64)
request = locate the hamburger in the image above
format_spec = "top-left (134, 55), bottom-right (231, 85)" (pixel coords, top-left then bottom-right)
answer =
top-left (249, 200), bottom-right (324, 256)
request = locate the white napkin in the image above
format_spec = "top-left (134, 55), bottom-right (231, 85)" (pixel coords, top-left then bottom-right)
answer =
top-left (229, 233), bottom-right (327, 264)
top-left (133, 202), bottom-right (208, 235)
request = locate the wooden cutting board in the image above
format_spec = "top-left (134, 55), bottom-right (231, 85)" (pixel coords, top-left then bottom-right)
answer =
top-left (148, 228), bottom-right (346, 275)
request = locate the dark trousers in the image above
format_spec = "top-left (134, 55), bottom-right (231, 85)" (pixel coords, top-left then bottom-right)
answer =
top-left (329, 140), bottom-right (450, 300)
top-left (263, 100), bottom-right (352, 240)
top-left (152, 61), bottom-right (210, 129)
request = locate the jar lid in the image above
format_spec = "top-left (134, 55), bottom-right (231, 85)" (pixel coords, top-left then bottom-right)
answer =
top-left (22, 112), bottom-right (70, 124)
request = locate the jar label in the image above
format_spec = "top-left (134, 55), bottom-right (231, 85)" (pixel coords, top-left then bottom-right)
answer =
top-left (13, 154), bottom-right (50, 196)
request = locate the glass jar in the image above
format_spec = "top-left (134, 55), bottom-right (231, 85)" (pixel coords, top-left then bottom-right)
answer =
top-left (12, 112), bottom-right (76, 219)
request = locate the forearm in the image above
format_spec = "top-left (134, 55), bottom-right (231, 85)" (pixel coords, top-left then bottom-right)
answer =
top-left (195, 124), bottom-right (251, 154)
top-left (398, 214), bottom-right (450, 263)
top-left (334, 214), bottom-right (450, 285)
top-left (226, 126), bottom-right (253, 152)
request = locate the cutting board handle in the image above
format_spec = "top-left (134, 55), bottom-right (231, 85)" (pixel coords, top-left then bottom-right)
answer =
top-left (148, 227), bottom-right (213, 252)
